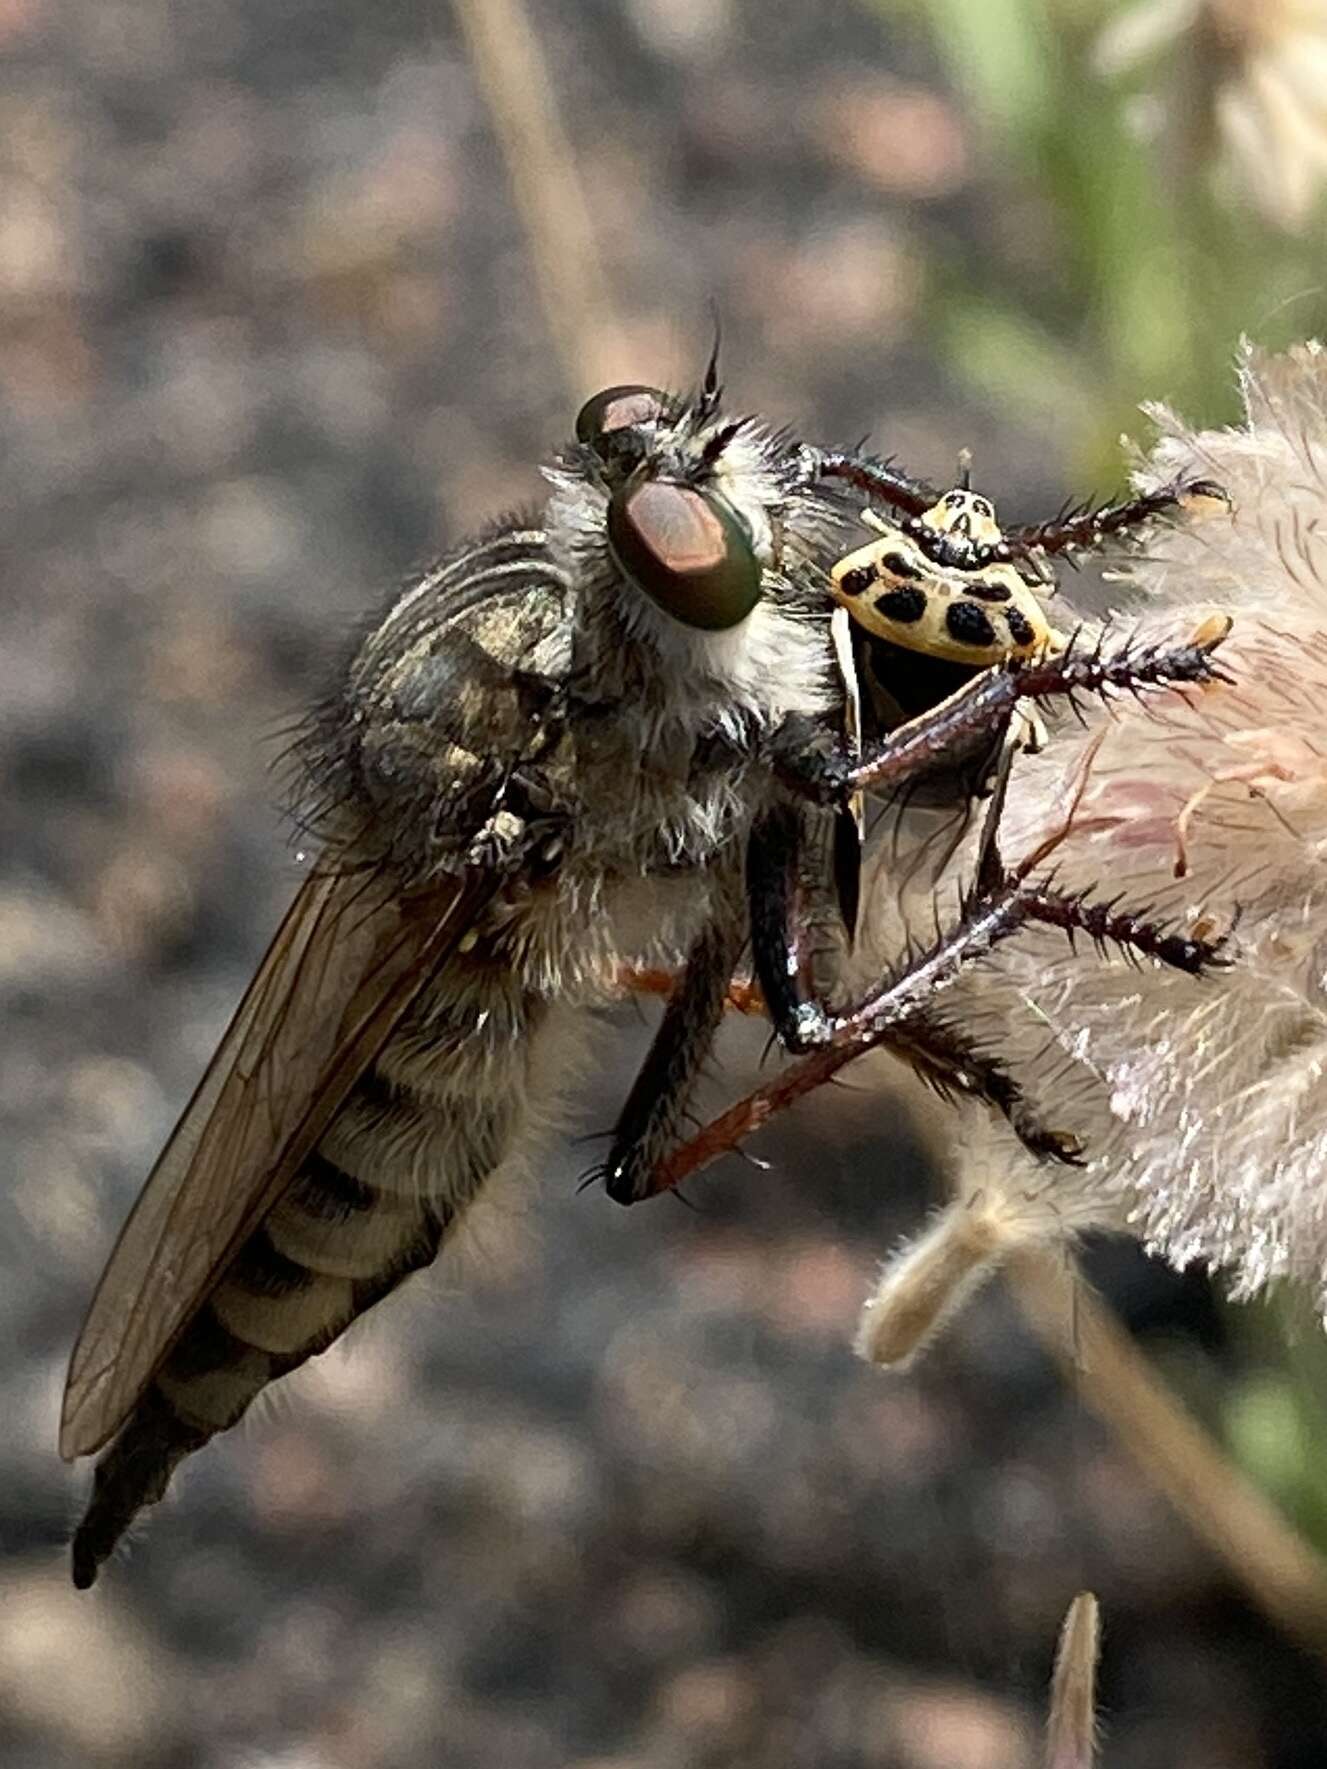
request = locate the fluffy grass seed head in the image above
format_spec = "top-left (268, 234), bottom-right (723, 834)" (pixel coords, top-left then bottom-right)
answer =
top-left (958, 340), bottom-right (1327, 1320)
top-left (857, 341), bottom-right (1327, 1361)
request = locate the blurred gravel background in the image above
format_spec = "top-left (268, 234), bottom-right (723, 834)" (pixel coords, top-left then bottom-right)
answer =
top-left (5, 1), bottom-right (1327, 1764)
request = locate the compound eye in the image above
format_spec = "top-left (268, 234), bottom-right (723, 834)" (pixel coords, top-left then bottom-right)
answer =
top-left (607, 479), bottom-right (761, 631)
top-left (575, 385), bottom-right (668, 451)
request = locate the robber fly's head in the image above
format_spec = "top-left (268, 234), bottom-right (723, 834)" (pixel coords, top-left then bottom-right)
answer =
top-left (569, 381), bottom-right (785, 634)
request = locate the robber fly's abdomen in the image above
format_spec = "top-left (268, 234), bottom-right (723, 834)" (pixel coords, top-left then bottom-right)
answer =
top-left (71, 979), bottom-right (542, 1587)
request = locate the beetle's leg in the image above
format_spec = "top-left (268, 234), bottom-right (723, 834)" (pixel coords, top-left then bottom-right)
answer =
top-left (801, 446), bottom-right (940, 518)
top-left (999, 477), bottom-right (1230, 562)
top-left (601, 888), bottom-right (748, 1205)
top-left (774, 626), bottom-right (1231, 807)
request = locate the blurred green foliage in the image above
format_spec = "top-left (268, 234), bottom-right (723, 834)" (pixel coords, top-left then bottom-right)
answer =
top-left (1226, 1300), bottom-right (1327, 1551)
top-left (870, 0), bottom-right (1327, 477)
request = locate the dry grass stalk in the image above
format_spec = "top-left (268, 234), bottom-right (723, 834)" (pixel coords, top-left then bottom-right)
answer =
top-left (1011, 1248), bottom-right (1327, 1657)
top-left (451, 0), bottom-right (630, 393)
top-left (1045, 1591), bottom-right (1102, 1769)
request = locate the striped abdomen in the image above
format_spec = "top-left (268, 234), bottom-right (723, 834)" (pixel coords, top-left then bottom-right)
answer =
top-left (71, 973), bottom-right (542, 1587)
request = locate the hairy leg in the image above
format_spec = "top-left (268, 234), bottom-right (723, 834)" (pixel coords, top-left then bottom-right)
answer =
top-left (772, 626), bottom-right (1230, 806)
top-left (999, 478), bottom-right (1230, 562)
top-left (802, 445), bottom-right (938, 517)
top-left (638, 872), bottom-right (1228, 1200)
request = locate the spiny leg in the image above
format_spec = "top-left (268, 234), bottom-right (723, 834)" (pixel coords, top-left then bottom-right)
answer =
top-left (647, 1008), bottom-right (1081, 1198)
top-left (614, 629), bottom-right (1232, 1202)
top-left (801, 446), bottom-right (940, 519)
top-left (890, 1011), bottom-right (1081, 1161)
top-left (639, 872), bottom-right (1229, 1199)
top-left (614, 796), bottom-right (1072, 1176)
top-left (773, 626), bottom-right (1231, 806)
top-left (606, 967), bottom-right (1041, 1113)
top-left (999, 477), bottom-right (1230, 562)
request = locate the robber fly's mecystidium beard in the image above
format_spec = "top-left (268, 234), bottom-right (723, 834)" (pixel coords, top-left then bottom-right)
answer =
top-left (60, 383), bottom-right (846, 1587)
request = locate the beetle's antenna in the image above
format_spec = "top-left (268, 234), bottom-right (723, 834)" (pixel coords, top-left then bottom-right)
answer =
top-left (957, 447), bottom-right (972, 492)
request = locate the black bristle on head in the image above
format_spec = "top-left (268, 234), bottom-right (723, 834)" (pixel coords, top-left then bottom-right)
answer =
top-left (700, 310), bottom-right (723, 417)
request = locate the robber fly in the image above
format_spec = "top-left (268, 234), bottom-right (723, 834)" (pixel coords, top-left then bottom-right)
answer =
top-left (61, 370), bottom-right (1230, 1586)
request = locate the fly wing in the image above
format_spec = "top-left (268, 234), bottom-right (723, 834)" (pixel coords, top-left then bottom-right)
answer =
top-left (61, 863), bottom-right (494, 1459)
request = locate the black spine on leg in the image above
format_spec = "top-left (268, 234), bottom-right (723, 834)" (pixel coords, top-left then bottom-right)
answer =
top-left (804, 447), bottom-right (939, 518)
top-left (776, 633), bottom-right (1231, 807)
top-left (1001, 478), bottom-right (1228, 561)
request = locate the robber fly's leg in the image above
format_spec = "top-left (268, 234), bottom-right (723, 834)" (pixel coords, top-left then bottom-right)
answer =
top-left (800, 446), bottom-right (940, 519)
top-left (745, 801), bottom-right (836, 1053)
top-left (745, 621), bottom-right (1224, 1051)
top-left (775, 627), bottom-right (1231, 806)
top-left (641, 878), bottom-right (1233, 1201)
top-left (641, 1007), bottom-right (1080, 1198)
top-left (886, 1011), bottom-right (1083, 1163)
top-left (611, 870), bottom-right (1229, 1205)
top-left (1013, 882), bottom-right (1230, 974)
top-left (628, 817), bottom-right (1229, 1202)
top-left (1000, 478), bottom-right (1230, 562)
top-left (830, 871), bottom-right (1229, 1057)
top-left (603, 891), bottom-right (748, 1205)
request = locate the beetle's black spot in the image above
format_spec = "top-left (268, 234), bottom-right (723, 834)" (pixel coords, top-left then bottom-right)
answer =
top-left (945, 602), bottom-right (998, 648)
top-left (874, 586), bottom-right (928, 625)
top-left (1005, 607), bottom-right (1036, 646)
top-left (881, 551), bottom-right (924, 581)
top-left (838, 565), bottom-right (876, 598)
top-left (965, 579), bottom-right (1012, 603)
